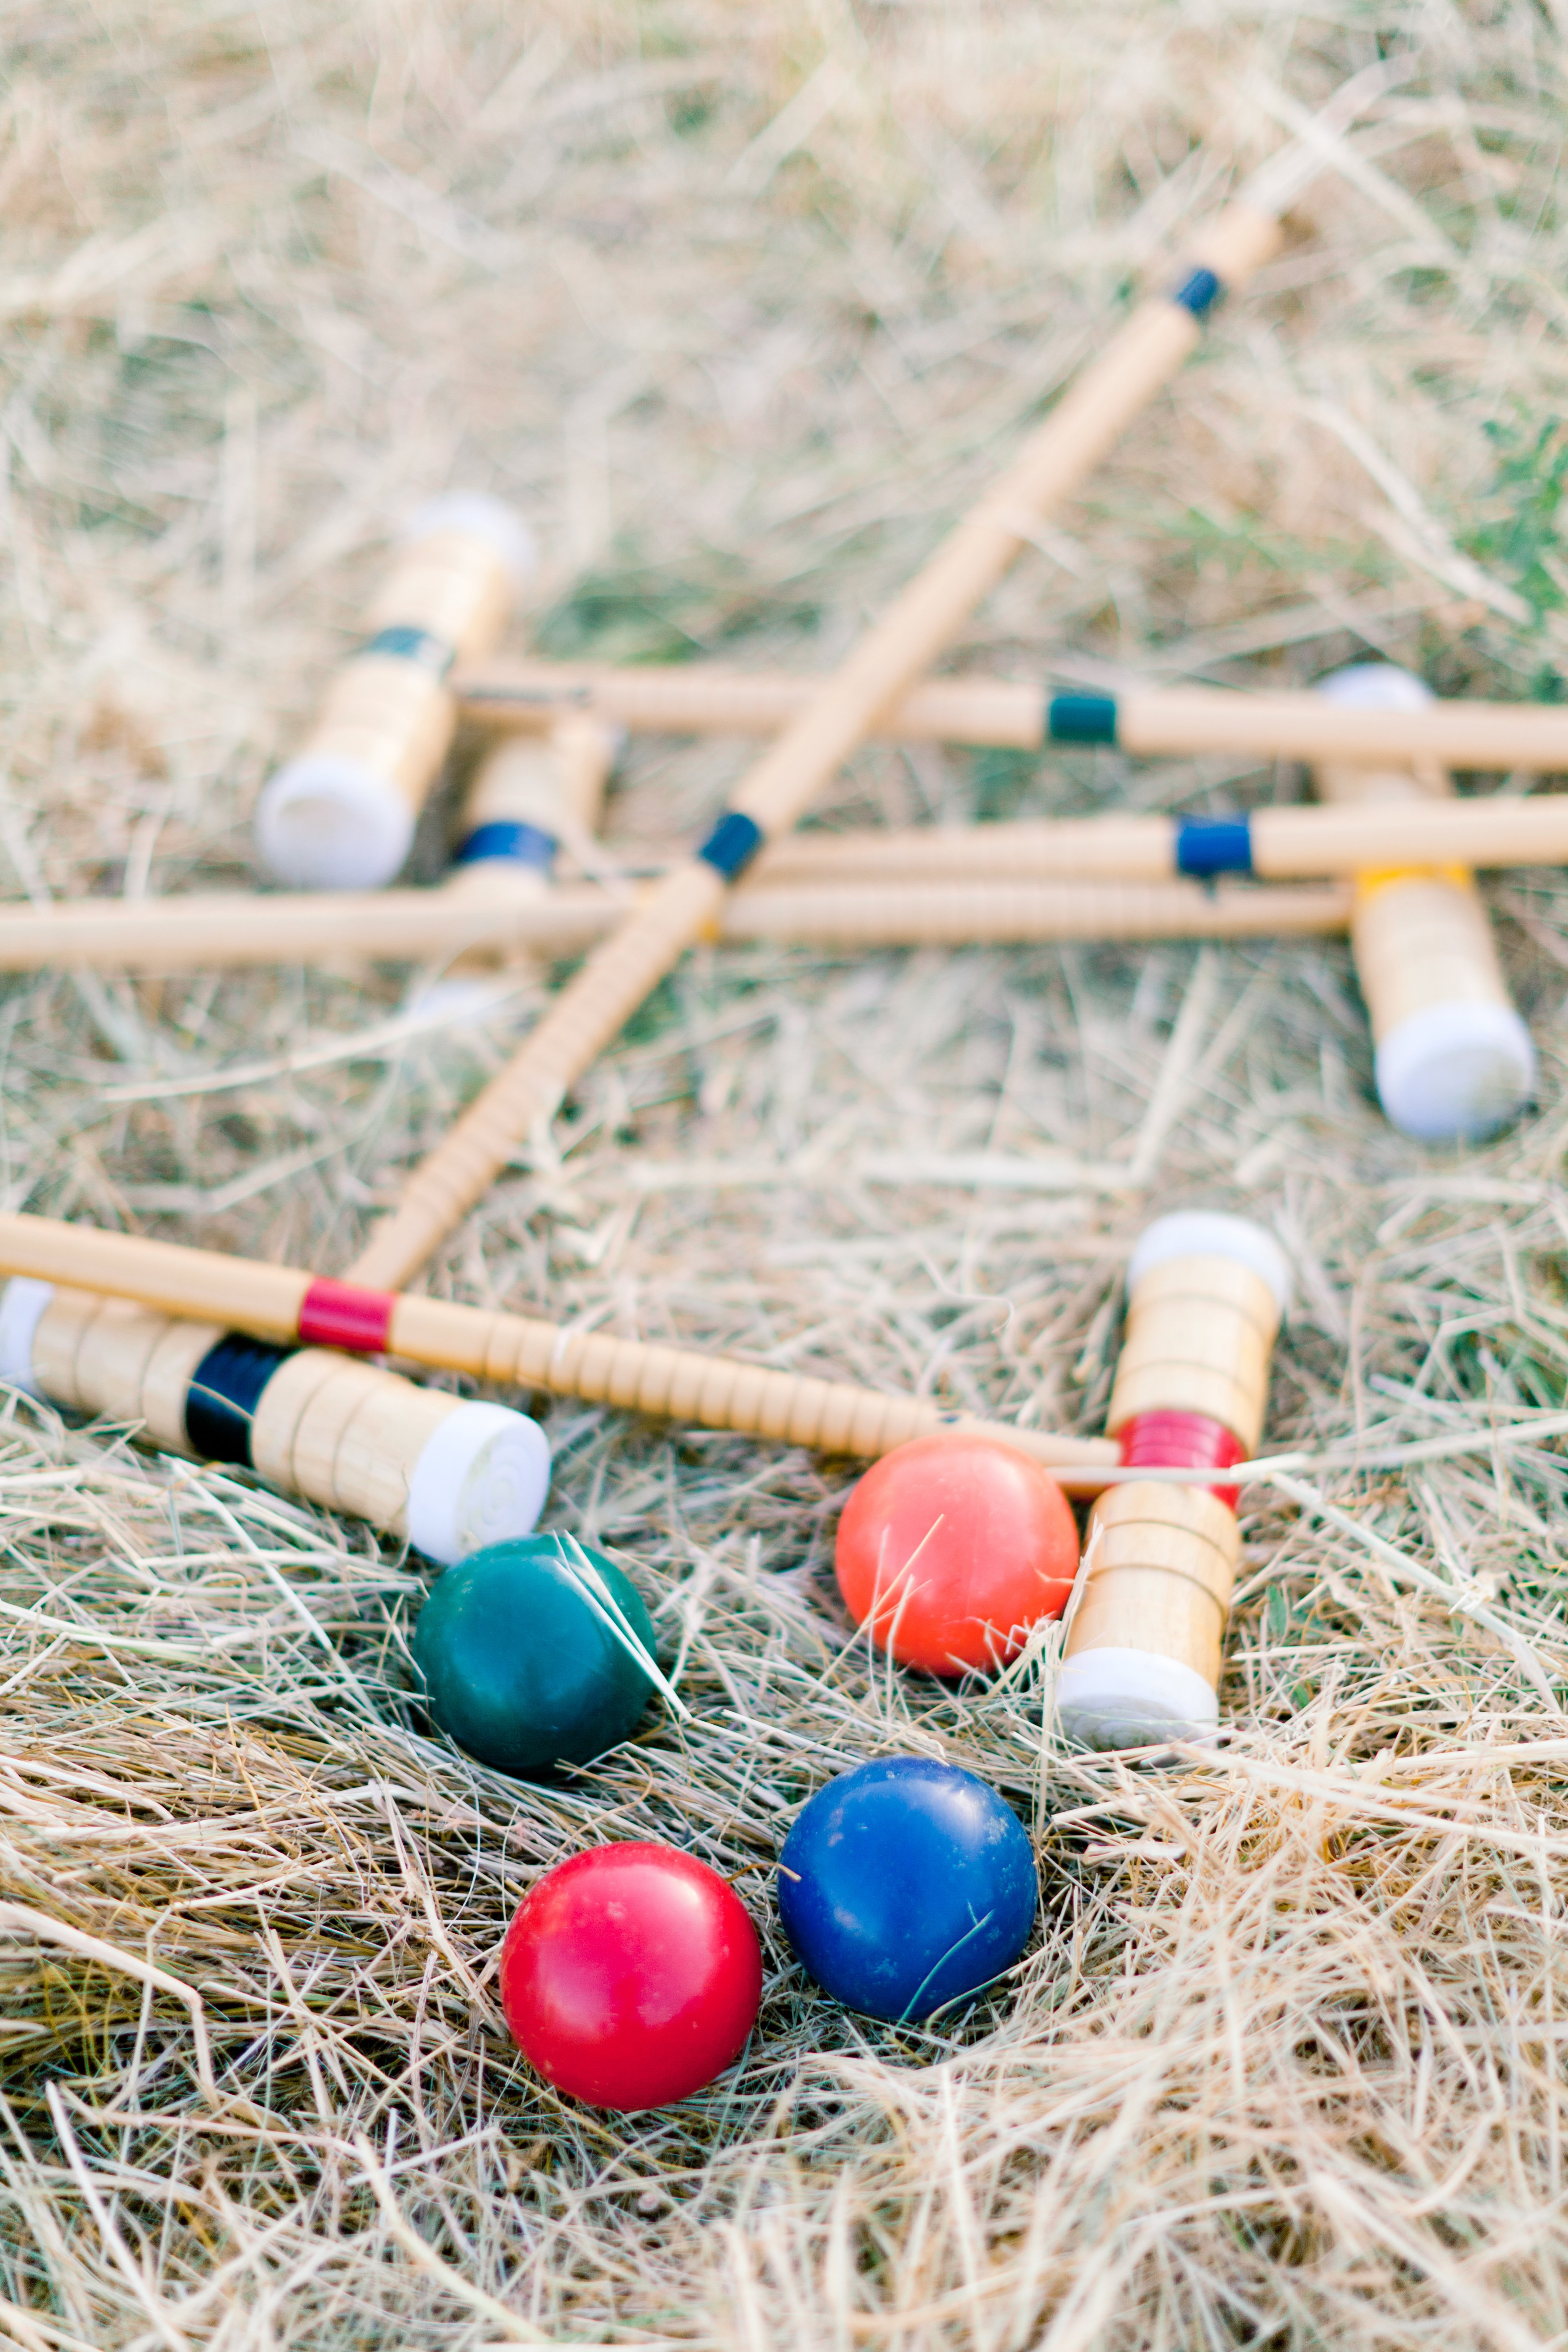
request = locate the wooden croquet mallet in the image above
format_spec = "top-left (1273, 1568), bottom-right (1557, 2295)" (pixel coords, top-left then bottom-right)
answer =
top-left (0, 1212), bottom-right (1118, 1496)
top-left (0, 1278), bottom-right (550, 1562)
top-left (457, 654), bottom-right (1568, 775)
top-left (347, 196), bottom-right (1288, 1291)
top-left (1057, 1210), bottom-right (1289, 1749)
top-left (254, 493), bottom-right (536, 892)
top-left (445, 715), bottom-right (619, 913)
top-left (1310, 663), bottom-right (1534, 1142)
top-left (426, 711), bottom-right (620, 983)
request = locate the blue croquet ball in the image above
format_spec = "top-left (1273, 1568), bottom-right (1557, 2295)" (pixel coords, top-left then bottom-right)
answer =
top-left (413, 1534), bottom-right (657, 1777)
top-left (778, 1755), bottom-right (1037, 2022)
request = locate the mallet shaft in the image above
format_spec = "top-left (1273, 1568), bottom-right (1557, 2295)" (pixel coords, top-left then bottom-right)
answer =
top-left (0, 877), bottom-right (1352, 971)
top-left (350, 199), bottom-right (1285, 1290)
top-left (754, 795), bottom-right (1568, 885)
top-left (0, 1212), bottom-right (1117, 1492)
top-left (458, 661), bottom-right (1568, 774)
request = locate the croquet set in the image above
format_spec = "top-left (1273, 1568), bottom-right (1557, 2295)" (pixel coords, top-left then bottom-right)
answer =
top-left (2, 124), bottom-right (1558, 2114)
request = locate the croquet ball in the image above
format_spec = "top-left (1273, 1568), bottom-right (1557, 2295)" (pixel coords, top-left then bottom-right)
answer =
top-left (779, 1755), bottom-right (1037, 2022)
top-left (500, 1842), bottom-right (764, 2109)
top-left (834, 1433), bottom-right (1078, 1675)
top-left (413, 1534), bottom-right (657, 1777)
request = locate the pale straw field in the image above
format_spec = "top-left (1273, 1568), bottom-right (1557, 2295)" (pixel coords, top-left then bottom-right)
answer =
top-left (0, 3), bottom-right (1567, 2345)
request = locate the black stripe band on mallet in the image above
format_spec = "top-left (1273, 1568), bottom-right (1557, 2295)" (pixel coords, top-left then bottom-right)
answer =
top-left (185, 1334), bottom-right (293, 1467)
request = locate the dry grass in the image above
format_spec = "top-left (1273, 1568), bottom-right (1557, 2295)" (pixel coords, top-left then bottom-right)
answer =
top-left (1, 2), bottom-right (1568, 2344)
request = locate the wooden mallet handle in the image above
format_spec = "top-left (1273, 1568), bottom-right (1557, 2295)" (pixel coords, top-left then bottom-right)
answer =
top-left (0, 874), bottom-right (1353, 973)
top-left (0, 1213), bottom-right (1118, 1493)
top-left (457, 655), bottom-right (1568, 774)
top-left (748, 793), bottom-right (1568, 887)
top-left (348, 200), bottom-right (1284, 1292)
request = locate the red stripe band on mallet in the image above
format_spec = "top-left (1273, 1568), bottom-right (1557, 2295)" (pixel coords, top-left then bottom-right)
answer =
top-left (297, 1278), bottom-right (397, 1354)
top-left (1115, 1408), bottom-right (1246, 1509)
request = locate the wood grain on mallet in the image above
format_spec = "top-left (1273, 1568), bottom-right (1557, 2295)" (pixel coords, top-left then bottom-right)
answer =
top-left (252, 1348), bottom-right (458, 1532)
top-left (30, 1284), bottom-right (468, 1537)
top-left (347, 199), bottom-right (1284, 1292)
top-left (458, 658), bottom-right (1568, 772)
top-left (1104, 1255), bottom-right (1279, 1454)
top-left (0, 1213), bottom-right (1119, 1491)
top-left (298, 526), bottom-right (518, 829)
top-left (1313, 749), bottom-right (1517, 1048)
top-left (0, 877), bottom-right (1354, 973)
top-left (1070, 1485), bottom-right (1240, 1690)
top-left (1067, 1253), bottom-right (1282, 1686)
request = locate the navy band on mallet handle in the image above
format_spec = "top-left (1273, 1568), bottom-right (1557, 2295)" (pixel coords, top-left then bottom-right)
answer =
top-left (412, 715), bottom-right (621, 1002)
top-left (446, 714), bottom-right (619, 886)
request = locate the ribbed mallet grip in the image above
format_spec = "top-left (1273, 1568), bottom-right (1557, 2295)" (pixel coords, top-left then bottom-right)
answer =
top-left (255, 494), bottom-right (535, 891)
top-left (1060, 1212), bottom-right (1289, 1751)
top-left (0, 1217), bottom-right (1119, 1492)
top-left (8, 1283), bottom-right (548, 1564)
top-left (346, 855), bottom-right (729, 1291)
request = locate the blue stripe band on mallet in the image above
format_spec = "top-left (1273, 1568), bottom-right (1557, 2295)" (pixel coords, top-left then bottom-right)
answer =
top-left (451, 820), bottom-right (558, 872)
top-left (1174, 815), bottom-right (1253, 877)
top-left (1169, 266), bottom-right (1225, 320)
top-left (1046, 692), bottom-right (1119, 746)
top-left (697, 810), bottom-right (765, 879)
top-left (185, 1335), bottom-right (292, 1467)
top-left (358, 624), bottom-right (456, 678)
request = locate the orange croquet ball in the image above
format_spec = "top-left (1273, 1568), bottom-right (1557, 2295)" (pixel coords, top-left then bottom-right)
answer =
top-left (834, 1433), bottom-right (1078, 1676)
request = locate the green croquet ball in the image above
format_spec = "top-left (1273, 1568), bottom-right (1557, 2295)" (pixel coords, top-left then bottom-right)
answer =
top-left (413, 1535), bottom-right (658, 1777)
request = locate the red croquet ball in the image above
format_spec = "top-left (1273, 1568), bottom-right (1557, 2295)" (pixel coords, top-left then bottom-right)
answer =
top-left (835, 1432), bottom-right (1078, 1676)
top-left (499, 1842), bottom-right (763, 2111)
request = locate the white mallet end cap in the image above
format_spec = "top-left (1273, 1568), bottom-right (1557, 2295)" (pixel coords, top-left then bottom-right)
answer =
top-left (406, 1400), bottom-right (551, 1566)
top-left (1057, 1648), bottom-right (1219, 1752)
top-left (1127, 1211), bottom-right (1292, 1317)
top-left (402, 493), bottom-right (536, 591)
top-left (1375, 1001), bottom-right (1536, 1143)
top-left (1314, 661), bottom-right (1434, 713)
top-left (0, 1279), bottom-right (54, 1398)
top-left (255, 754), bottom-right (417, 891)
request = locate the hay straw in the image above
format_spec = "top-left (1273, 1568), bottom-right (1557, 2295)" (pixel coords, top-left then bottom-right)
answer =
top-left (2, 5), bottom-right (1568, 2346)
